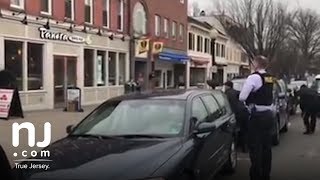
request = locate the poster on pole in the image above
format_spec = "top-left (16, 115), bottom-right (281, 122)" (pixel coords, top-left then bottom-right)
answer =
top-left (0, 89), bottom-right (14, 119)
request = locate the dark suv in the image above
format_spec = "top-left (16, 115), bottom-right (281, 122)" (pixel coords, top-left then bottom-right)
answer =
top-left (232, 78), bottom-right (289, 146)
top-left (16, 89), bottom-right (237, 180)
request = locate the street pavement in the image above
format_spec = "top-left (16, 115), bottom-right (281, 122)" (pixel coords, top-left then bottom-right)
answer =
top-left (1, 107), bottom-right (320, 180)
top-left (216, 114), bottom-right (320, 180)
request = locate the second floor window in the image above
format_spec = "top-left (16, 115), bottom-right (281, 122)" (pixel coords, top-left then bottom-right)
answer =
top-left (188, 33), bottom-right (195, 50)
top-left (41, 0), bottom-right (52, 15)
top-left (118, 0), bottom-right (124, 31)
top-left (216, 43), bottom-right (221, 57)
top-left (103, 0), bottom-right (110, 27)
top-left (164, 18), bottom-right (169, 38)
top-left (221, 44), bottom-right (226, 58)
top-left (65, 0), bottom-right (74, 20)
top-left (85, 0), bottom-right (93, 24)
top-left (172, 21), bottom-right (177, 39)
top-left (197, 35), bottom-right (203, 52)
top-left (204, 38), bottom-right (210, 53)
top-left (10, 0), bottom-right (24, 9)
top-left (155, 15), bottom-right (161, 36)
top-left (179, 24), bottom-right (184, 41)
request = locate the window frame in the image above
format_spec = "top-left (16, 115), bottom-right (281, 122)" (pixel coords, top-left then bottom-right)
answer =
top-left (155, 15), bottom-right (161, 37)
top-left (40, 0), bottom-right (52, 16)
top-left (10, 0), bottom-right (25, 10)
top-left (164, 18), bottom-right (169, 38)
top-left (188, 32), bottom-right (195, 51)
top-left (172, 21), bottom-right (177, 39)
top-left (84, 0), bottom-right (93, 24)
top-left (117, 0), bottom-right (124, 31)
top-left (179, 24), bottom-right (184, 41)
top-left (200, 94), bottom-right (222, 122)
top-left (191, 97), bottom-right (209, 123)
top-left (64, 0), bottom-right (75, 21)
top-left (103, 0), bottom-right (110, 28)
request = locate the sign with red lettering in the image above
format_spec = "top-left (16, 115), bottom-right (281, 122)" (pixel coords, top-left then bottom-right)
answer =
top-left (0, 89), bottom-right (14, 119)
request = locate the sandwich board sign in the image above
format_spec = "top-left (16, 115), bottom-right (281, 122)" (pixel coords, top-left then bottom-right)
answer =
top-left (0, 89), bottom-right (14, 119)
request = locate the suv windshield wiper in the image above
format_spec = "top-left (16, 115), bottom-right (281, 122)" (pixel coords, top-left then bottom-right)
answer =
top-left (114, 134), bottom-right (167, 139)
top-left (69, 134), bottom-right (120, 140)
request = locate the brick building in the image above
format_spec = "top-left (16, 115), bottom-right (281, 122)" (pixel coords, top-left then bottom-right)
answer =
top-left (0, 0), bottom-right (130, 110)
top-left (129, 0), bottom-right (189, 89)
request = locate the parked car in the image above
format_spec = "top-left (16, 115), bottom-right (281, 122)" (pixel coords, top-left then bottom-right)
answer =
top-left (231, 77), bottom-right (289, 146)
top-left (16, 89), bottom-right (237, 180)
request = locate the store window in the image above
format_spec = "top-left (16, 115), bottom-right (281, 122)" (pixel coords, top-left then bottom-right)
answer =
top-left (27, 43), bottom-right (43, 90)
top-left (10, 0), bottom-right (24, 9)
top-left (108, 52), bottom-right (117, 86)
top-left (84, 0), bottom-right (93, 24)
top-left (41, 0), bottom-right (52, 15)
top-left (65, 0), bottom-right (74, 20)
top-left (117, 0), bottom-right (124, 31)
top-left (97, 51), bottom-right (106, 86)
top-left (167, 70), bottom-right (173, 87)
top-left (119, 53), bottom-right (126, 85)
top-left (5, 40), bottom-right (23, 91)
top-left (103, 0), bottom-right (110, 27)
top-left (84, 49), bottom-right (94, 87)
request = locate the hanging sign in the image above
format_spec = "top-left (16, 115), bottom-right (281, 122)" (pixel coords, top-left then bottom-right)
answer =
top-left (135, 39), bottom-right (150, 58)
top-left (152, 42), bottom-right (164, 54)
top-left (38, 27), bottom-right (92, 44)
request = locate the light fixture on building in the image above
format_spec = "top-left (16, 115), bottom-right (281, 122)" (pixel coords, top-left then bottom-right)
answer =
top-left (21, 15), bottom-right (28, 25)
top-left (121, 35), bottom-right (125, 41)
top-left (109, 33), bottom-right (114, 40)
top-left (97, 28), bottom-right (102, 36)
top-left (17, 49), bottom-right (22, 55)
top-left (67, 24), bottom-right (73, 32)
top-left (82, 25), bottom-right (87, 33)
top-left (43, 19), bottom-right (50, 29)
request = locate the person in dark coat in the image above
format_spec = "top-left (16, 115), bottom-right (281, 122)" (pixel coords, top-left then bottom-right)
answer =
top-left (224, 81), bottom-right (250, 152)
top-left (0, 145), bottom-right (13, 180)
top-left (298, 85), bottom-right (318, 134)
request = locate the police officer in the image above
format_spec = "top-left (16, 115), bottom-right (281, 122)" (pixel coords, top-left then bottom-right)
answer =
top-left (239, 55), bottom-right (275, 180)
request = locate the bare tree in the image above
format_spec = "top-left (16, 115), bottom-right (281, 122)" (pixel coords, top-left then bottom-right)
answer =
top-left (289, 8), bottom-right (320, 74)
top-left (214, 0), bottom-right (290, 61)
top-left (192, 1), bottom-right (201, 16)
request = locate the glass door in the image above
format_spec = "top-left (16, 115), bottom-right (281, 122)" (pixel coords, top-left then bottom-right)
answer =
top-left (54, 56), bottom-right (77, 108)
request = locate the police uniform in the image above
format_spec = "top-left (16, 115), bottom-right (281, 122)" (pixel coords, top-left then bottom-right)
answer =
top-left (239, 70), bottom-right (275, 180)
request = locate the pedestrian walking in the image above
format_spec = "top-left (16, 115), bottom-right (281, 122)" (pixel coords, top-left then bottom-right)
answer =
top-left (224, 81), bottom-right (249, 152)
top-left (298, 85), bottom-right (318, 134)
top-left (239, 55), bottom-right (275, 180)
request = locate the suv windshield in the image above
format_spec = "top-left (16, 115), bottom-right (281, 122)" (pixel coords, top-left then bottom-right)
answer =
top-left (71, 99), bottom-right (186, 137)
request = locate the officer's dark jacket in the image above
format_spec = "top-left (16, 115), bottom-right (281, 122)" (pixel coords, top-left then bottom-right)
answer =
top-left (225, 88), bottom-right (249, 122)
top-left (0, 145), bottom-right (13, 180)
top-left (246, 72), bottom-right (274, 106)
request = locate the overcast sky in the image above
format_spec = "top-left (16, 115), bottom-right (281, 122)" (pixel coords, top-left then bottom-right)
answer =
top-left (189, 0), bottom-right (320, 13)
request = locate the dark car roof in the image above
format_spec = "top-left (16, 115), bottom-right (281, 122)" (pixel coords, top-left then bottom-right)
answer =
top-left (107, 89), bottom-right (220, 102)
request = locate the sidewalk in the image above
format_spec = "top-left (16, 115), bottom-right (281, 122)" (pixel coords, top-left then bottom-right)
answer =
top-left (0, 105), bottom-right (98, 165)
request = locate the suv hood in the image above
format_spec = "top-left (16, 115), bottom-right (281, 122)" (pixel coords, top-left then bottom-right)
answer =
top-left (18, 136), bottom-right (183, 180)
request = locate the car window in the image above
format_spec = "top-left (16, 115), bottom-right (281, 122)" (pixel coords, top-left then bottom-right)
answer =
top-left (213, 91), bottom-right (232, 115)
top-left (191, 98), bottom-right (208, 122)
top-left (201, 95), bottom-right (221, 121)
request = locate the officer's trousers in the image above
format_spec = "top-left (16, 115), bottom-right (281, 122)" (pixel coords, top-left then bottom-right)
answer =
top-left (248, 110), bottom-right (274, 180)
top-left (303, 111), bottom-right (317, 133)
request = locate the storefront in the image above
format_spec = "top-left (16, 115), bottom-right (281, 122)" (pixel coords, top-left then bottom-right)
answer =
top-left (154, 50), bottom-right (189, 89)
top-left (0, 18), bottom-right (129, 111)
top-left (226, 64), bottom-right (240, 80)
top-left (187, 55), bottom-right (211, 88)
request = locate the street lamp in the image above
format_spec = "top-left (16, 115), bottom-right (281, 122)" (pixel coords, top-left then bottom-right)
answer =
top-left (210, 28), bottom-right (219, 85)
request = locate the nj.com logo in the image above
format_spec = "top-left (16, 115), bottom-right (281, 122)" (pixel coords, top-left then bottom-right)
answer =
top-left (12, 122), bottom-right (51, 160)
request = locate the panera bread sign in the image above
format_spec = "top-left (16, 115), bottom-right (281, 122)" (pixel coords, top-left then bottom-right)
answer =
top-left (38, 27), bottom-right (92, 44)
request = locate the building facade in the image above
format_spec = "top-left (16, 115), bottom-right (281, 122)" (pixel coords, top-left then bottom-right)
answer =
top-left (0, 0), bottom-right (130, 111)
top-left (129, 0), bottom-right (189, 89)
top-left (187, 17), bottom-right (212, 88)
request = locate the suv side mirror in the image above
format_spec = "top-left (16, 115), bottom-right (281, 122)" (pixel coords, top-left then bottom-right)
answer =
top-left (66, 125), bottom-right (74, 134)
